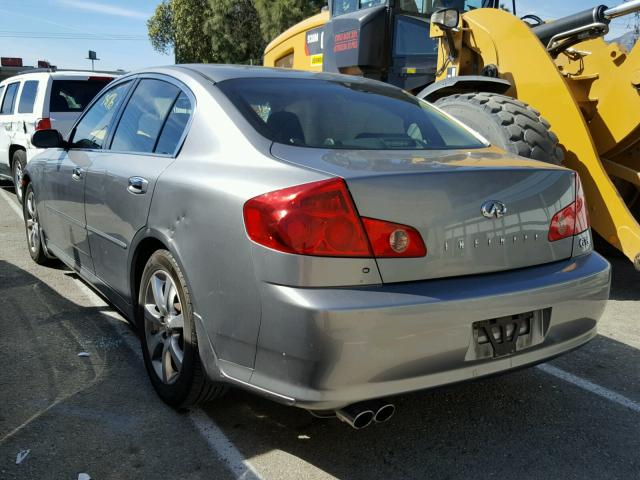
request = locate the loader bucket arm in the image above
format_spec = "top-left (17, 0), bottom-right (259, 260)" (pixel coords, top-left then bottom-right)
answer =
top-left (437, 8), bottom-right (640, 267)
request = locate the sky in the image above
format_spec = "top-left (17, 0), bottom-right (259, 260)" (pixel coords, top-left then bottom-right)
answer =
top-left (0, 0), bottom-right (635, 72)
top-left (0, 0), bottom-right (172, 71)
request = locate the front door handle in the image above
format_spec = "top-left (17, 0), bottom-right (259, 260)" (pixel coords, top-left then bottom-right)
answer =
top-left (127, 176), bottom-right (148, 195)
top-left (72, 167), bottom-right (84, 181)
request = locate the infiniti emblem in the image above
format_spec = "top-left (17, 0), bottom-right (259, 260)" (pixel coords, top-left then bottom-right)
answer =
top-left (481, 200), bottom-right (507, 219)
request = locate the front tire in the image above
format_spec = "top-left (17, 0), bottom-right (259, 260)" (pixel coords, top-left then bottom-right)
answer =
top-left (12, 149), bottom-right (26, 203)
top-left (139, 249), bottom-right (227, 409)
top-left (23, 183), bottom-right (52, 265)
top-left (435, 93), bottom-right (564, 166)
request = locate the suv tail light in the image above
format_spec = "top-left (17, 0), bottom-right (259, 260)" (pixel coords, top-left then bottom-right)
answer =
top-left (35, 118), bottom-right (51, 131)
top-left (548, 174), bottom-right (590, 242)
top-left (243, 178), bottom-right (427, 258)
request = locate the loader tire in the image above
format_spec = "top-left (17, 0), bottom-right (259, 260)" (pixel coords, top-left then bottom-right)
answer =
top-left (435, 92), bottom-right (564, 166)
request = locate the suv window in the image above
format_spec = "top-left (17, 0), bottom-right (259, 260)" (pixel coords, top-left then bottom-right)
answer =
top-left (155, 92), bottom-right (192, 155)
top-left (72, 81), bottom-right (131, 149)
top-left (111, 79), bottom-right (181, 154)
top-left (18, 80), bottom-right (39, 114)
top-left (50, 79), bottom-right (112, 113)
top-left (1, 82), bottom-right (19, 114)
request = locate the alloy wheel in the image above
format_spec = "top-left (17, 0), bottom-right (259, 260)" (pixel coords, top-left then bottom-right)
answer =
top-left (25, 190), bottom-right (40, 253)
top-left (143, 270), bottom-right (185, 385)
top-left (14, 162), bottom-right (24, 203)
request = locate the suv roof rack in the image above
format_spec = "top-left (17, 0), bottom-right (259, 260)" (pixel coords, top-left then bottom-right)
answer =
top-left (17, 67), bottom-right (126, 75)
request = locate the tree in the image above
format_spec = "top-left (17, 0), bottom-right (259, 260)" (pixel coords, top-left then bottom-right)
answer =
top-left (148, 0), bottom-right (325, 64)
top-left (148, 0), bottom-right (216, 63)
top-left (253, 0), bottom-right (325, 44)
top-left (206, 0), bottom-right (264, 64)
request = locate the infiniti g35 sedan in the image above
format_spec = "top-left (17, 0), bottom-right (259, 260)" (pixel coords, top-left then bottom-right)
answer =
top-left (22, 65), bottom-right (610, 429)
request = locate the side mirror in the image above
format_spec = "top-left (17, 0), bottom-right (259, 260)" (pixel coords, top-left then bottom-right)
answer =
top-left (31, 129), bottom-right (66, 149)
top-left (432, 8), bottom-right (460, 30)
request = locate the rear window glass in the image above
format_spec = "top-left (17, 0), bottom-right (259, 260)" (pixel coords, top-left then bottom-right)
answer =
top-left (18, 80), bottom-right (39, 113)
top-left (1, 82), bottom-right (19, 114)
top-left (217, 78), bottom-right (485, 150)
top-left (49, 79), bottom-right (112, 112)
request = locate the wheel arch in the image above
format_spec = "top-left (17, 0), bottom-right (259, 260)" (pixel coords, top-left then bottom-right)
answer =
top-left (128, 228), bottom-right (224, 383)
top-left (9, 144), bottom-right (25, 168)
top-left (417, 75), bottom-right (512, 102)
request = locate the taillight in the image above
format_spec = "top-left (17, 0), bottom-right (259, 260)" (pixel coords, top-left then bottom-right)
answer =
top-left (243, 178), bottom-right (427, 258)
top-left (35, 118), bottom-right (51, 131)
top-left (574, 174), bottom-right (590, 234)
top-left (548, 173), bottom-right (590, 242)
top-left (362, 217), bottom-right (426, 257)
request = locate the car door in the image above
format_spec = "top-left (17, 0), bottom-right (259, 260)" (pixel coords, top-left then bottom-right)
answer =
top-left (0, 82), bottom-right (19, 175)
top-left (84, 75), bottom-right (193, 299)
top-left (42, 80), bottom-right (132, 272)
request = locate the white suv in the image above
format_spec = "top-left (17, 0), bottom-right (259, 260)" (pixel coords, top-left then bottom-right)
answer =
top-left (0, 70), bottom-right (116, 201)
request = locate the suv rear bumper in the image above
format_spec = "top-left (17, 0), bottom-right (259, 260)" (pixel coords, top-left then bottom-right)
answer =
top-left (228, 253), bottom-right (610, 410)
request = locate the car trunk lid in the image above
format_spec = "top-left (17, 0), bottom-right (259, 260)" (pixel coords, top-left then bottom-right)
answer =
top-left (271, 145), bottom-right (576, 283)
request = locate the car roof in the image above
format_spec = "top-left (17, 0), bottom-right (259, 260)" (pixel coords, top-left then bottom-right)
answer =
top-left (166, 64), bottom-right (392, 88)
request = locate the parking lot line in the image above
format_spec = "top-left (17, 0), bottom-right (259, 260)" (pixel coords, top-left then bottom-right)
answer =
top-left (537, 363), bottom-right (640, 413)
top-left (0, 185), bottom-right (23, 218)
top-left (70, 277), bottom-right (265, 480)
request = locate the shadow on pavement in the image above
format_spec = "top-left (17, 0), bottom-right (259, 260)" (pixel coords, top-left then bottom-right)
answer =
top-left (0, 259), bottom-right (233, 480)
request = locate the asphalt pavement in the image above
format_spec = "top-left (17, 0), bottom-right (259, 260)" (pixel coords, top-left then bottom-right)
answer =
top-left (1, 180), bottom-right (639, 480)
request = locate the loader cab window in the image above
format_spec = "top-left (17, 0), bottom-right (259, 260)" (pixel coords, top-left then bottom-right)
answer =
top-left (332, 0), bottom-right (387, 17)
top-left (396, 1), bottom-right (485, 15)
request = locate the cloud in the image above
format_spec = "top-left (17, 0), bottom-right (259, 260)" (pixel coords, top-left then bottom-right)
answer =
top-left (58, 0), bottom-right (149, 20)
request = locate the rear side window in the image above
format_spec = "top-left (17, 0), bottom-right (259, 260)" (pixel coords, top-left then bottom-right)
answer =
top-left (49, 79), bottom-right (112, 113)
top-left (72, 81), bottom-right (131, 149)
top-left (154, 92), bottom-right (192, 155)
top-left (0, 86), bottom-right (5, 108)
top-left (111, 79), bottom-right (182, 154)
top-left (1, 82), bottom-right (19, 114)
top-left (18, 80), bottom-right (39, 113)
top-left (218, 78), bottom-right (486, 150)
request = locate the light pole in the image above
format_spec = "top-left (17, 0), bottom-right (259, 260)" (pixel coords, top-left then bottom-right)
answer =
top-left (86, 50), bottom-right (99, 71)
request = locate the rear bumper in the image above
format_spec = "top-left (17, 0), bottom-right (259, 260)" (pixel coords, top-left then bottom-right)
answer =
top-left (239, 253), bottom-right (611, 410)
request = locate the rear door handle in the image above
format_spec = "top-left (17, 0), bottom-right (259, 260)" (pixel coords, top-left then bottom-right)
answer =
top-left (128, 176), bottom-right (148, 195)
top-left (72, 167), bottom-right (84, 181)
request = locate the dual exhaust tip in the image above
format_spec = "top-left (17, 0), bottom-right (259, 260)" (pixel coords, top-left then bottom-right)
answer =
top-left (335, 400), bottom-right (396, 429)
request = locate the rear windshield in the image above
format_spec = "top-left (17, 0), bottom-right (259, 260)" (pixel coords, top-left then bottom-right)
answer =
top-left (217, 78), bottom-right (486, 150)
top-left (49, 79), bottom-right (112, 113)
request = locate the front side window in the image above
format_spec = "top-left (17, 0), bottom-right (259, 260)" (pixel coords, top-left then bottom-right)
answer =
top-left (18, 80), bottom-right (39, 114)
top-left (72, 81), bottom-right (130, 149)
top-left (1, 82), bottom-right (19, 115)
top-left (218, 78), bottom-right (485, 150)
top-left (111, 79), bottom-right (182, 154)
top-left (50, 79), bottom-right (112, 113)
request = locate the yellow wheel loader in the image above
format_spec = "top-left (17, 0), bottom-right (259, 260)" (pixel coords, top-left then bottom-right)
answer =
top-left (265, 0), bottom-right (640, 270)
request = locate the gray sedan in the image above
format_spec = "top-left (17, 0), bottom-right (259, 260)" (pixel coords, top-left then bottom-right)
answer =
top-left (23, 65), bottom-right (610, 429)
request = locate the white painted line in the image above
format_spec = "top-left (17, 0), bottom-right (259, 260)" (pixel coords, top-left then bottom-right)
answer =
top-left (0, 186), bottom-right (23, 218)
top-left (190, 410), bottom-right (263, 480)
top-left (69, 271), bottom-right (265, 480)
top-left (537, 363), bottom-right (640, 414)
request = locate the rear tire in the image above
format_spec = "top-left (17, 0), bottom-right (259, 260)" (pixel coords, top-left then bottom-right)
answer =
top-left (12, 149), bottom-right (26, 203)
top-left (139, 249), bottom-right (227, 409)
top-left (435, 92), bottom-right (564, 166)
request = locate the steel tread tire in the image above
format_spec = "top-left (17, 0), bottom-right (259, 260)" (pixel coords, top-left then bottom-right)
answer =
top-left (139, 249), bottom-right (227, 409)
top-left (435, 92), bottom-right (564, 165)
